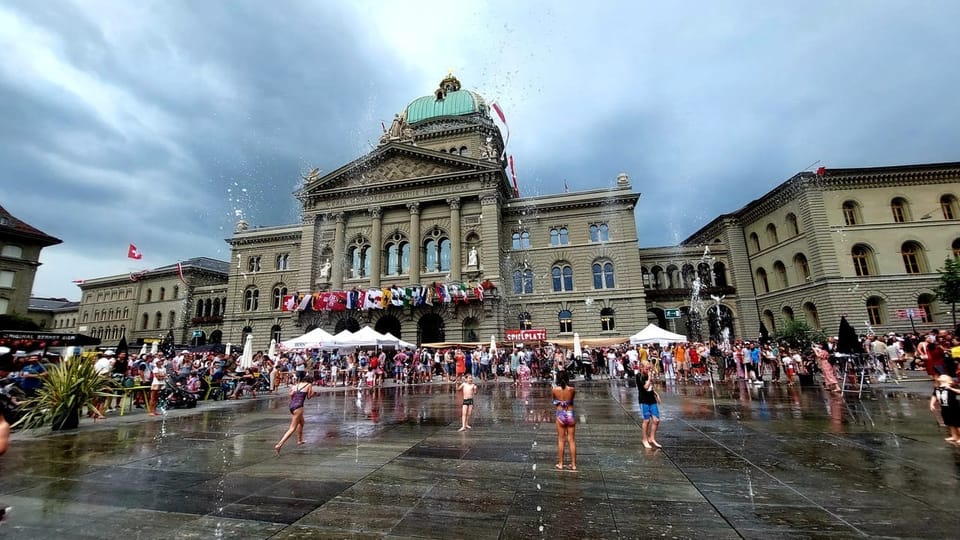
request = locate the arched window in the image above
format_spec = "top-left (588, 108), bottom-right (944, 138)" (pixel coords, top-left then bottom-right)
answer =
top-left (766, 223), bottom-right (778, 245)
top-left (93, 311), bottom-right (100, 322)
top-left (901, 241), bottom-right (925, 274)
top-left (592, 261), bottom-right (615, 289)
top-left (558, 309), bottom-right (573, 333)
top-left (842, 200), bottom-right (861, 225)
top-left (794, 254), bottom-right (811, 282)
top-left (756, 268), bottom-right (769, 293)
top-left (549, 227), bottom-right (569, 246)
top-left (122, 308), bottom-right (129, 319)
top-left (890, 197), bottom-right (910, 222)
top-left (141, 314), bottom-right (148, 329)
top-left (82, 312), bottom-right (88, 323)
top-left (172, 285), bottom-right (179, 299)
top-left (773, 261), bottom-right (788, 289)
top-left (348, 240), bottom-right (371, 278)
top-left (159, 287), bottom-right (166, 301)
top-left (518, 231), bottom-right (531, 249)
top-left (244, 288), bottom-right (259, 311)
top-left (681, 264), bottom-right (696, 288)
top-left (589, 223), bottom-right (610, 242)
top-left (146, 289), bottom-right (153, 302)
top-left (713, 262), bottom-right (728, 287)
top-left (459, 146), bottom-right (469, 156)
top-left (168, 311), bottom-right (175, 328)
top-left (155, 311), bottom-right (162, 329)
top-left (276, 253), bottom-right (289, 270)
top-left (650, 266), bottom-right (664, 289)
top-left (247, 256), bottom-right (262, 273)
top-left (511, 232), bottom-right (521, 250)
top-left (271, 324), bottom-right (282, 343)
top-left (272, 285), bottom-right (288, 310)
top-left (851, 245), bottom-right (874, 276)
top-left (749, 232), bottom-right (760, 252)
top-left (600, 307), bottom-right (615, 331)
top-left (384, 233), bottom-right (410, 276)
top-left (918, 293), bottom-right (935, 323)
top-left (697, 262), bottom-right (712, 287)
top-left (552, 263), bottom-right (574, 292)
top-left (762, 310), bottom-right (776, 333)
top-left (786, 213), bottom-right (799, 236)
top-left (803, 302), bottom-right (821, 329)
top-left (866, 296), bottom-right (885, 326)
top-left (641, 267), bottom-right (651, 287)
top-left (196, 300), bottom-right (204, 317)
top-left (213, 297), bottom-right (221, 316)
top-left (953, 238), bottom-right (960, 259)
top-left (424, 228), bottom-right (451, 272)
top-left (513, 269), bottom-right (534, 294)
top-left (782, 306), bottom-right (795, 321)
top-left (941, 194), bottom-right (959, 219)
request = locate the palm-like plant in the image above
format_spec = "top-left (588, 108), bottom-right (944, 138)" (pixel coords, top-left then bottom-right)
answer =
top-left (14, 357), bottom-right (118, 431)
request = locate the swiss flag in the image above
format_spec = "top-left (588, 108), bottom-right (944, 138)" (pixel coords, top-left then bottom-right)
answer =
top-left (127, 244), bottom-right (143, 260)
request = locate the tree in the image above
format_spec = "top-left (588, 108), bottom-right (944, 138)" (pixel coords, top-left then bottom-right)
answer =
top-left (934, 256), bottom-right (960, 331)
top-left (773, 319), bottom-right (826, 352)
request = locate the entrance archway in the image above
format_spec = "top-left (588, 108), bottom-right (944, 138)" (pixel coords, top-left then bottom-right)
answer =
top-left (209, 330), bottom-right (222, 344)
top-left (418, 313), bottom-right (445, 345)
top-left (375, 315), bottom-right (402, 339)
top-left (334, 317), bottom-right (361, 334)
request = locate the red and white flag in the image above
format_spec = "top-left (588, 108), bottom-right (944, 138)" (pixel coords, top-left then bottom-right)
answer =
top-left (509, 155), bottom-right (520, 197)
top-left (72, 279), bottom-right (85, 285)
top-left (490, 102), bottom-right (510, 155)
top-left (176, 262), bottom-right (187, 285)
top-left (127, 244), bottom-right (142, 260)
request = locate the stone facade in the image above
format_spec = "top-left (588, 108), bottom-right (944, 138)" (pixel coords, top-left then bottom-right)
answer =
top-left (222, 76), bottom-right (648, 352)
top-left (653, 163), bottom-right (960, 339)
top-left (75, 258), bottom-right (229, 346)
top-left (0, 205), bottom-right (62, 318)
top-left (26, 297), bottom-right (79, 331)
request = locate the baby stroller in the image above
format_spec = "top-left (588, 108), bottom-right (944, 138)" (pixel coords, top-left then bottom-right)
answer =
top-left (158, 379), bottom-right (198, 410)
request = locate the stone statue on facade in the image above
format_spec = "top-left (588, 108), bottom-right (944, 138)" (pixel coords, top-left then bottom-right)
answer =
top-left (318, 260), bottom-right (332, 280)
top-left (468, 246), bottom-right (479, 267)
top-left (479, 136), bottom-right (496, 161)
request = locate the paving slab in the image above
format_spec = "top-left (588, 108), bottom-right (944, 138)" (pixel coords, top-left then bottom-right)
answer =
top-left (2, 376), bottom-right (958, 538)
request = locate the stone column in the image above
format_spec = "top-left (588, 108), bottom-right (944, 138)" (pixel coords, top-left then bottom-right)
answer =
top-left (448, 197), bottom-right (462, 281)
top-left (479, 191), bottom-right (501, 283)
top-left (369, 206), bottom-right (383, 287)
top-left (332, 212), bottom-right (346, 289)
top-left (408, 202), bottom-right (421, 284)
top-left (298, 213), bottom-right (318, 293)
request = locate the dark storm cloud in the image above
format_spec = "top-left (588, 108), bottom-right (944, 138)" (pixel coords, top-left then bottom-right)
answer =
top-left (3, 1), bottom-right (959, 299)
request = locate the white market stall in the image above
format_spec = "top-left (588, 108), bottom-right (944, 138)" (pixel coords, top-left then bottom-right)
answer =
top-left (629, 324), bottom-right (688, 345)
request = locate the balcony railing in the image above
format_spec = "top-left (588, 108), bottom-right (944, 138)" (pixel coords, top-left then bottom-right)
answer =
top-left (191, 315), bottom-right (224, 325)
top-left (644, 285), bottom-right (736, 300)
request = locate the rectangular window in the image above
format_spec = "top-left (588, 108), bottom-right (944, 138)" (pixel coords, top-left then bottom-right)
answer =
top-left (0, 298), bottom-right (8, 314)
top-left (867, 305), bottom-right (882, 326)
top-left (0, 270), bottom-right (13, 288)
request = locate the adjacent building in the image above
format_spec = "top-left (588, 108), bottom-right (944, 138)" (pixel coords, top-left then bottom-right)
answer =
top-left (26, 297), bottom-right (80, 331)
top-left (639, 162), bottom-right (960, 340)
top-left (0, 205), bottom-right (62, 318)
top-left (73, 257), bottom-right (229, 346)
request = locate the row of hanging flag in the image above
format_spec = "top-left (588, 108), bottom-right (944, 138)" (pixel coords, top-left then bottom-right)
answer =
top-left (282, 281), bottom-right (495, 313)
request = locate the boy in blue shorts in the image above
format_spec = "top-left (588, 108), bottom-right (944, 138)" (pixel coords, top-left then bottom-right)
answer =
top-left (636, 360), bottom-right (662, 449)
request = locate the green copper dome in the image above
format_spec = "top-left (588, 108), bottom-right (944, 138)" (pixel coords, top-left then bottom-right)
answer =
top-left (403, 74), bottom-right (487, 124)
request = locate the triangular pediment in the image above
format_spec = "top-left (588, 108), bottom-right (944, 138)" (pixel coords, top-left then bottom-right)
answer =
top-left (301, 144), bottom-right (500, 196)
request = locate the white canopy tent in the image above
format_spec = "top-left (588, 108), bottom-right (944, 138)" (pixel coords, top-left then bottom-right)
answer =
top-left (281, 327), bottom-right (337, 350)
top-left (629, 323), bottom-right (688, 345)
top-left (379, 332), bottom-right (414, 349)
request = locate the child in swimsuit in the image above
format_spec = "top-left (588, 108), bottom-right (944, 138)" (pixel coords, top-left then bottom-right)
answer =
top-left (552, 370), bottom-right (577, 470)
top-left (275, 375), bottom-right (314, 455)
top-left (457, 375), bottom-right (477, 432)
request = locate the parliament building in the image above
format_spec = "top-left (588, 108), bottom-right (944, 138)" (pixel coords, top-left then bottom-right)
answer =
top-left (221, 75), bottom-right (648, 351)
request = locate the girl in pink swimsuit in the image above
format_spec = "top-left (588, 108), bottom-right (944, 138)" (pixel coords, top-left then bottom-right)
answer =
top-left (552, 370), bottom-right (577, 470)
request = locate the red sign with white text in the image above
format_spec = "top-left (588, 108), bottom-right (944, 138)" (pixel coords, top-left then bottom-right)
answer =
top-left (505, 328), bottom-right (547, 341)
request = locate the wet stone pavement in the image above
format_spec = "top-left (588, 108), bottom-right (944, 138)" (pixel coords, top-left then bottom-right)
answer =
top-left (2, 376), bottom-right (959, 539)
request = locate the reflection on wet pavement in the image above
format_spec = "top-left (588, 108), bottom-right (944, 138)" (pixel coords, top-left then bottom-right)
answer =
top-left (2, 378), bottom-right (958, 538)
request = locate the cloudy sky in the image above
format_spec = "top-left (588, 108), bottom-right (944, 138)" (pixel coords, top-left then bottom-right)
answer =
top-left (3, 1), bottom-right (959, 300)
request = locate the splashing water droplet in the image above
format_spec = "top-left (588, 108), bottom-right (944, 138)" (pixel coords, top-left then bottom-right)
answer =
top-left (539, 525), bottom-right (544, 532)
top-left (532, 463), bottom-right (537, 471)
top-left (537, 505), bottom-right (542, 512)
top-left (536, 483), bottom-right (541, 490)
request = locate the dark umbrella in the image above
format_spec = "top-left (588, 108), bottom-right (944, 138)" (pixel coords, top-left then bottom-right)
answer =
top-left (160, 330), bottom-right (176, 359)
top-left (758, 321), bottom-right (770, 345)
top-left (836, 315), bottom-right (859, 355)
top-left (115, 336), bottom-right (129, 357)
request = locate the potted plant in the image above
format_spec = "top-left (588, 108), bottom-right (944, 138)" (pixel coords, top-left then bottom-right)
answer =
top-left (14, 357), bottom-right (118, 431)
